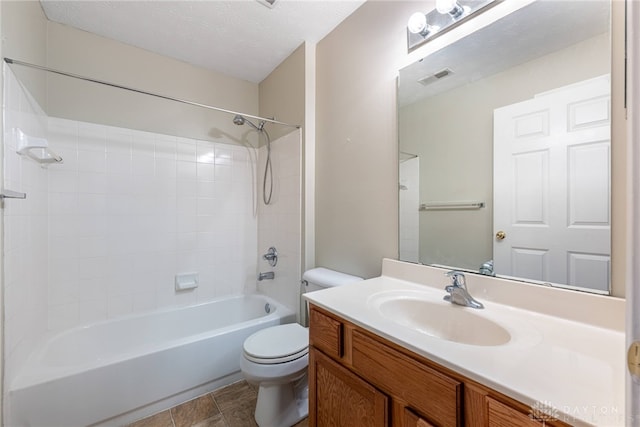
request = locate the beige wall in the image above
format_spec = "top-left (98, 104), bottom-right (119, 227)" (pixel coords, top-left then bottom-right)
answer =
top-left (259, 43), bottom-right (305, 140)
top-left (259, 42), bottom-right (309, 275)
top-left (400, 33), bottom-right (610, 273)
top-left (316, 1), bottom-right (418, 278)
top-left (316, 0), bottom-right (627, 296)
top-left (1, 1), bottom-right (48, 106)
top-left (46, 21), bottom-right (259, 144)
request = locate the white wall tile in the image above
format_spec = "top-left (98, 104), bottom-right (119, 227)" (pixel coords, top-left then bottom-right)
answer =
top-left (4, 92), bottom-right (261, 346)
top-left (77, 122), bottom-right (106, 152)
top-left (197, 181), bottom-right (216, 198)
top-left (106, 152), bottom-right (132, 175)
top-left (132, 154), bottom-right (155, 176)
top-left (48, 303), bottom-right (80, 331)
top-left (155, 136), bottom-right (177, 160)
top-left (177, 160), bottom-right (197, 181)
top-left (106, 127), bottom-right (133, 154)
top-left (196, 162), bottom-right (215, 181)
top-left (49, 170), bottom-right (79, 193)
top-left (78, 298), bottom-right (108, 324)
top-left (177, 180), bottom-right (197, 197)
top-left (214, 164), bottom-right (231, 182)
top-left (41, 118), bottom-right (261, 330)
top-left (177, 138), bottom-right (197, 162)
top-left (3, 68), bottom-right (52, 390)
top-left (197, 141), bottom-right (215, 164)
top-left (107, 294), bottom-right (133, 318)
top-left (78, 150), bottom-right (106, 173)
top-left (214, 147), bottom-right (232, 165)
top-left (132, 291), bottom-right (157, 313)
top-left (77, 172), bottom-right (107, 194)
top-left (256, 130), bottom-right (303, 313)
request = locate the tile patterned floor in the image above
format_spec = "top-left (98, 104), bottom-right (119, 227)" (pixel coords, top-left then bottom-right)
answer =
top-left (127, 380), bottom-right (309, 427)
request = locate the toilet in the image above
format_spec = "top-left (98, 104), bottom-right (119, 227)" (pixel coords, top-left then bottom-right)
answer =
top-left (240, 267), bottom-right (363, 427)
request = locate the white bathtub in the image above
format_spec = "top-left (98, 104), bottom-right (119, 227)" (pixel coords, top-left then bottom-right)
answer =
top-left (8, 294), bottom-right (295, 427)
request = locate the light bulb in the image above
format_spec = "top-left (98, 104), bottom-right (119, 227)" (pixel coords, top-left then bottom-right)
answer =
top-left (436, 0), bottom-right (464, 17)
top-left (407, 12), bottom-right (427, 35)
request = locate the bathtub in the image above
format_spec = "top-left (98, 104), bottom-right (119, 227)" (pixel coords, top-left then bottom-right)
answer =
top-left (8, 294), bottom-right (295, 427)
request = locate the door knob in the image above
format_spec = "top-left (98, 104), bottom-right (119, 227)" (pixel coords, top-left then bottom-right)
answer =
top-left (629, 341), bottom-right (640, 378)
top-left (495, 231), bottom-right (506, 240)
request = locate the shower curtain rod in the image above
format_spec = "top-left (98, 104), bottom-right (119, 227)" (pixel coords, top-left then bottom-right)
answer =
top-left (4, 57), bottom-right (301, 129)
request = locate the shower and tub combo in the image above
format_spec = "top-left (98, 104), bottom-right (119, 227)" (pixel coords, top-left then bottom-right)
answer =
top-left (2, 59), bottom-right (304, 426)
top-left (10, 295), bottom-right (294, 426)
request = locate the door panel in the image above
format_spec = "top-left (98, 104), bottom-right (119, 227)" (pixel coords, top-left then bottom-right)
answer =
top-left (494, 75), bottom-right (610, 292)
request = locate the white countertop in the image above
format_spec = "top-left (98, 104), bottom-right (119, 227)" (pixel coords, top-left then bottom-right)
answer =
top-left (304, 259), bottom-right (626, 427)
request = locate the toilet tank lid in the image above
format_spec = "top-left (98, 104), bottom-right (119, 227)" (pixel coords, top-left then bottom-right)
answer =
top-left (302, 267), bottom-right (363, 288)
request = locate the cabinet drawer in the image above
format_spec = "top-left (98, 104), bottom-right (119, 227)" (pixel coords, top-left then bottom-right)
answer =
top-left (351, 330), bottom-right (461, 427)
top-left (487, 397), bottom-right (543, 426)
top-left (309, 306), bottom-right (343, 358)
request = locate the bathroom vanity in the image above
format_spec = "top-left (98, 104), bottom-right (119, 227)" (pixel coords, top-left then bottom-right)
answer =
top-left (305, 259), bottom-right (625, 427)
top-left (309, 305), bottom-right (564, 426)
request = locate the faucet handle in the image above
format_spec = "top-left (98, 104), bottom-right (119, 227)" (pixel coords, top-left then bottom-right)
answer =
top-left (445, 270), bottom-right (467, 289)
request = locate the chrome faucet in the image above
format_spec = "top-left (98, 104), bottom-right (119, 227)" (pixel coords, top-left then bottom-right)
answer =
top-left (444, 271), bottom-right (484, 309)
top-left (258, 271), bottom-right (275, 281)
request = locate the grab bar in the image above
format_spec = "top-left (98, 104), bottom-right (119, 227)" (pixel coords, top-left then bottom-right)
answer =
top-left (419, 201), bottom-right (485, 211)
top-left (0, 189), bottom-right (26, 200)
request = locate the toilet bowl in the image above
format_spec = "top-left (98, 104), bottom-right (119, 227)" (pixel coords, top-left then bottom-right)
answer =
top-left (240, 267), bottom-right (363, 427)
top-left (240, 323), bottom-right (309, 427)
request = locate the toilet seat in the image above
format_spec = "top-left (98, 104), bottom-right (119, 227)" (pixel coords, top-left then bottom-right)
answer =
top-left (243, 323), bottom-right (309, 364)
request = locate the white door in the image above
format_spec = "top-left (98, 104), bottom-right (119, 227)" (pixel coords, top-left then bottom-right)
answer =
top-left (493, 75), bottom-right (611, 292)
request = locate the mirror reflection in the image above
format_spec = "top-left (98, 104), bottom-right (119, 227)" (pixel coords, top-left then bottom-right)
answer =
top-left (398, 0), bottom-right (611, 294)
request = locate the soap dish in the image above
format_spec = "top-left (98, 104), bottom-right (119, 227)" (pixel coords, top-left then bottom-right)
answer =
top-left (16, 128), bottom-right (63, 165)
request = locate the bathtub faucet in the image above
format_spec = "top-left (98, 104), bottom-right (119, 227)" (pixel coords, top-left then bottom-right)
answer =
top-left (258, 272), bottom-right (275, 281)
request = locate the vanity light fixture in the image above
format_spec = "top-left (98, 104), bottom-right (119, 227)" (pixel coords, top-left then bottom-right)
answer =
top-left (436, 0), bottom-right (465, 18)
top-left (407, 12), bottom-right (436, 37)
top-left (407, 0), bottom-right (497, 51)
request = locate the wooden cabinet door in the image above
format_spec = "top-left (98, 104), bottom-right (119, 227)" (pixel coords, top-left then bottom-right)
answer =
top-left (404, 408), bottom-right (436, 427)
top-left (309, 347), bottom-right (388, 427)
top-left (351, 330), bottom-right (461, 427)
top-left (487, 397), bottom-right (544, 426)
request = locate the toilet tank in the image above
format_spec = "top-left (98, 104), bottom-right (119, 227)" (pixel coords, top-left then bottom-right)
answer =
top-left (300, 267), bottom-right (363, 325)
top-left (302, 267), bottom-right (363, 293)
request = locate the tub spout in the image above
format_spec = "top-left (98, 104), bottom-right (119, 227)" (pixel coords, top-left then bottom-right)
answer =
top-left (258, 272), bottom-right (274, 281)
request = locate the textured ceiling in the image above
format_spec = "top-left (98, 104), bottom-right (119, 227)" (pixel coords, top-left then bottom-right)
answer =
top-left (40, 0), bottom-right (366, 83)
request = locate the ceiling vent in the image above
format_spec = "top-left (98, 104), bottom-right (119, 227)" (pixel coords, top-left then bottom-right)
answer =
top-left (418, 68), bottom-right (454, 86)
top-left (255, 0), bottom-right (278, 8)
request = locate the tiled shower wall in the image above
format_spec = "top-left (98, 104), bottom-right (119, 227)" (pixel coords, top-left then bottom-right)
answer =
top-left (3, 68), bottom-right (50, 387)
top-left (46, 118), bottom-right (258, 330)
top-left (256, 131), bottom-right (302, 313)
top-left (3, 67), bottom-right (303, 395)
top-left (3, 67), bottom-right (262, 338)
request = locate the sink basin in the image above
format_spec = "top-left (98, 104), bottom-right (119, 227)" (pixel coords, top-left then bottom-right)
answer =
top-left (370, 292), bottom-right (511, 346)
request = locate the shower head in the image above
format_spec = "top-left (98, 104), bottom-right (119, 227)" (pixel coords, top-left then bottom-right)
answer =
top-left (233, 113), bottom-right (273, 205)
top-left (232, 115), bottom-right (264, 132)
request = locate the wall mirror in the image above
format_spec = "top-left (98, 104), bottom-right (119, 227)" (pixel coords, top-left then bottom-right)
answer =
top-left (398, 0), bottom-right (612, 294)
